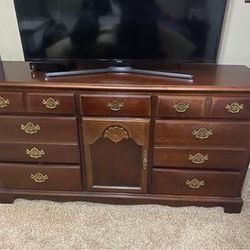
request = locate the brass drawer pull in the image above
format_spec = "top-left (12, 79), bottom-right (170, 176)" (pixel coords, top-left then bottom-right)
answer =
top-left (192, 128), bottom-right (213, 140)
top-left (189, 153), bottom-right (208, 164)
top-left (173, 100), bottom-right (190, 113)
top-left (31, 173), bottom-right (48, 183)
top-left (225, 102), bottom-right (244, 114)
top-left (142, 149), bottom-right (148, 170)
top-left (186, 178), bottom-right (204, 189)
top-left (26, 147), bottom-right (45, 159)
top-left (21, 122), bottom-right (40, 135)
top-left (42, 97), bottom-right (60, 109)
top-left (0, 96), bottom-right (10, 108)
top-left (107, 100), bottom-right (124, 112)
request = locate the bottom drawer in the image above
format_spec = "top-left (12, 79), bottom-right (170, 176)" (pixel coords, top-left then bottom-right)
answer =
top-left (0, 163), bottom-right (83, 191)
top-left (151, 168), bottom-right (242, 197)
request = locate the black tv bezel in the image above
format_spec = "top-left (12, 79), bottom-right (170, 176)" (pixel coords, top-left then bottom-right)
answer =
top-left (14, 0), bottom-right (228, 66)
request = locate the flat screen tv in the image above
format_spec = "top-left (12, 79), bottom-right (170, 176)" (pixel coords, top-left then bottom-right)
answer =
top-left (14, 0), bottom-right (227, 66)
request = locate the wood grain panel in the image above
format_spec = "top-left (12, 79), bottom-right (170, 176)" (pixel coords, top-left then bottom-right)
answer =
top-left (0, 116), bottom-right (78, 143)
top-left (0, 163), bottom-right (82, 191)
top-left (151, 168), bottom-right (242, 197)
top-left (154, 146), bottom-right (249, 170)
top-left (155, 120), bottom-right (250, 146)
top-left (80, 94), bottom-right (151, 116)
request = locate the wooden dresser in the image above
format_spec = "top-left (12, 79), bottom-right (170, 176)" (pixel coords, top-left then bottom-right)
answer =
top-left (0, 62), bottom-right (250, 213)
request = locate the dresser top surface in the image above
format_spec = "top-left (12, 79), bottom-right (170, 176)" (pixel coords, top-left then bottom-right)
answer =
top-left (1, 61), bottom-right (250, 92)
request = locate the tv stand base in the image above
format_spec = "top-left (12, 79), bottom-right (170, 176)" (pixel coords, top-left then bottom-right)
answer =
top-left (44, 66), bottom-right (194, 81)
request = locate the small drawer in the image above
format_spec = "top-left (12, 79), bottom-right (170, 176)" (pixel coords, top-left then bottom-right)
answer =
top-left (80, 94), bottom-right (151, 116)
top-left (0, 163), bottom-right (82, 191)
top-left (154, 146), bottom-right (249, 170)
top-left (157, 96), bottom-right (205, 117)
top-left (209, 97), bottom-right (250, 119)
top-left (0, 92), bottom-right (24, 113)
top-left (0, 143), bottom-right (80, 164)
top-left (151, 168), bottom-right (242, 197)
top-left (0, 116), bottom-right (78, 143)
top-left (155, 120), bottom-right (250, 147)
top-left (27, 93), bottom-right (75, 114)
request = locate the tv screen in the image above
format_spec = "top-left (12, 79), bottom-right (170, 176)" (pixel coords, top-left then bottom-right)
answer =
top-left (14, 0), bottom-right (227, 63)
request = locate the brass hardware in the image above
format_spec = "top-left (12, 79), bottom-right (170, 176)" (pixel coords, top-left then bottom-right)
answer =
top-left (192, 128), bottom-right (213, 140)
top-left (21, 122), bottom-right (40, 135)
top-left (189, 153), bottom-right (208, 164)
top-left (173, 100), bottom-right (190, 113)
top-left (104, 126), bottom-right (129, 143)
top-left (26, 147), bottom-right (45, 159)
top-left (42, 97), bottom-right (60, 109)
top-left (185, 178), bottom-right (204, 189)
top-left (0, 96), bottom-right (10, 108)
top-left (142, 149), bottom-right (148, 170)
top-left (107, 100), bottom-right (124, 112)
top-left (225, 102), bottom-right (244, 114)
top-left (31, 173), bottom-right (48, 183)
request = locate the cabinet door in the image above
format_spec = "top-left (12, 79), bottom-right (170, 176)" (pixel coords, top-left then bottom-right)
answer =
top-left (82, 118), bottom-right (150, 193)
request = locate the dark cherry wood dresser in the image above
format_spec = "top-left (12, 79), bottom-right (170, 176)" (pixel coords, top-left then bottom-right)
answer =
top-left (0, 61), bottom-right (250, 213)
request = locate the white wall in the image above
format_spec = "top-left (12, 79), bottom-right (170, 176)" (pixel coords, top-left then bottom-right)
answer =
top-left (0, 0), bottom-right (24, 61)
top-left (0, 0), bottom-right (249, 66)
top-left (218, 0), bottom-right (250, 67)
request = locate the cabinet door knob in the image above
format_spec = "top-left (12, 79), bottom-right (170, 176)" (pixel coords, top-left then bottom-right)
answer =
top-left (31, 173), bottom-right (48, 183)
top-left (173, 100), bottom-right (190, 113)
top-left (26, 147), bottom-right (45, 159)
top-left (189, 153), bottom-right (208, 164)
top-left (192, 128), bottom-right (213, 140)
top-left (107, 100), bottom-right (124, 111)
top-left (0, 96), bottom-right (10, 108)
top-left (21, 122), bottom-right (40, 135)
top-left (185, 178), bottom-right (204, 189)
top-left (42, 97), bottom-right (60, 109)
top-left (225, 102), bottom-right (244, 114)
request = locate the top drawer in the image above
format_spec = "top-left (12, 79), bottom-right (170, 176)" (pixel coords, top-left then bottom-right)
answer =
top-left (157, 96), bottom-right (205, 118)
top-left (80, 95), bottom-right (151, 116)
top-left (0, 92), bottom-right (24, 113)
top-left (209, 97), bottom-right (250, 119)
top-left (27, 93), bottom-right (75, 114)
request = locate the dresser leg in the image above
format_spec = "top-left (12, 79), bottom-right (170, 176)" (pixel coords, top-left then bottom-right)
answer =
top-left (0, 194), bottom-right (15, 204)
top-left (224, 202), bottom-right (243, 213)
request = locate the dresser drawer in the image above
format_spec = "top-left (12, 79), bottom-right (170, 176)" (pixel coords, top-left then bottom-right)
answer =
top-left (0, 92), bottom-right (24, 113)
top-left (80, 95), bottom-right (151, 116)
top-left (0, 116), bottom-right (78, 143)
top-left (157, 96), bottom-right (205, 117)
top-left (209, 97), bottom-right (250, 119)
top-left (0, 163), bottom-right (82, 191)
top-left (27, 93), bottom-right (75, 114)
top-left (0, 143), bottom-right (80, 164)
top-left (151, 168), bottom-right (242, 197)
top-left (154, 146), bottom-right (249, 170)
top-left (155, 120), bottom-right (250, 146)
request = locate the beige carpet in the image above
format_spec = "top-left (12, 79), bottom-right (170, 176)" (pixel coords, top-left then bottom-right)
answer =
top-left (0, 172), bottom-right (249, 250)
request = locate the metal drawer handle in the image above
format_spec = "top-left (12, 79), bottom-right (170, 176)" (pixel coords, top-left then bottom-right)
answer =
top-left (0, 96), bottom-right (10, 108)
top-left (192, 128), bottom-right (213, 140)
top-left (142, 149), bottom-right (148, 170)
top-left (42, 97), bottom-right (60, 109)
top-left (225, 102), bottom-right (244, 114)
top-left (189, 153), bottom-right (208, 164)
top-left (107, 100), bottom-right (124, 111)
top-left (186, 178), bottom-right (204, 189)
top-left (21, 122), bottom-right (40, 135)
top-left (26, 147), bottom-right (45, 159)
top-left (31, 173), bottom-right (48, 183)
top-left (173, 100), bottom-right (190, 113)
